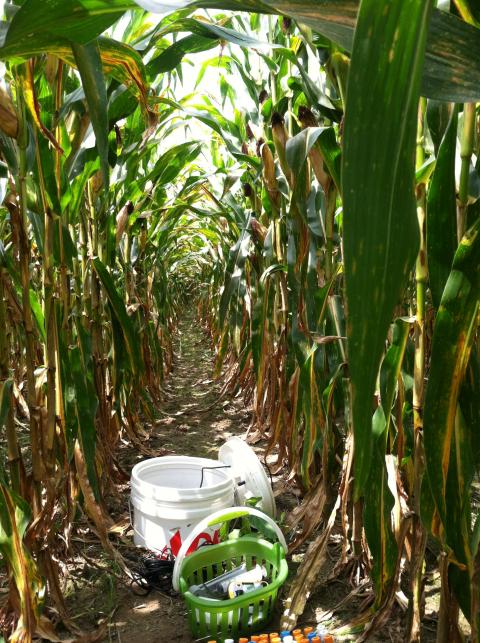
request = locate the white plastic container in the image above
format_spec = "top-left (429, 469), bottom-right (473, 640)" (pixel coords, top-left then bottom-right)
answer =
top-left (130, 438), bottom-right (276, 555)
top-left (219, 436), bottom-right (276, 518)
top-left (130, 456), bottom-right (234, 555)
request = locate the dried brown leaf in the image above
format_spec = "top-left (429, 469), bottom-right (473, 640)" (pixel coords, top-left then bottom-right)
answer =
top-left (0, 86), bottom-right (18, 138)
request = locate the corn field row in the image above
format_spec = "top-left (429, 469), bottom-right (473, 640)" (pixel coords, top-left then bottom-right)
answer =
top-left (0, 0), bottom-right (479, 640)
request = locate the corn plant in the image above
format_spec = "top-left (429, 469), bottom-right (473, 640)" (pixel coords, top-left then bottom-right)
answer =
top-left (0, 0), bottom-right (479, 641)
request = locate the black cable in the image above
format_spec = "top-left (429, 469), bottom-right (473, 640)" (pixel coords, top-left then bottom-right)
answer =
top-left (129, 551), bottom-right (176, 596)
top-left (199, 464), bottom-right (231, 488)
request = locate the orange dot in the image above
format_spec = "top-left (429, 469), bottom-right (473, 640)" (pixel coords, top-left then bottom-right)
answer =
top-left (304, 627), bottom-right (314, 635)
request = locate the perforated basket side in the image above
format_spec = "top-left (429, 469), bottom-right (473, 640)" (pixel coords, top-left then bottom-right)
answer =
top-left (178, 537), bottom-right (288, 638)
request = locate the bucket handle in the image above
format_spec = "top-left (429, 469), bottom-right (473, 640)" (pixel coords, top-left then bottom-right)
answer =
top-left (172, 505), bottom-right (287, 591)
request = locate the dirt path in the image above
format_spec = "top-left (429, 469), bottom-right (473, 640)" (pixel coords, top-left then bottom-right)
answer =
top-left (62, 314), bottom-right (398, 643)
top-left (87, 313), bottom-right (252, 643)
top-left (61, 313), bottom-right (445, 643)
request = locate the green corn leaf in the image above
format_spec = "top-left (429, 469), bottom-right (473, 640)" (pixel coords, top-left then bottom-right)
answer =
top-left (144, 141), bottom-right (202, 188)
top-left (0, 483), bottom-right (42, 642)
top-left (443, 407), bottom-right (474, 622)
top-left (0, 0), bottom-right (134, 59)
top-left (380, 319), bottom-right (411, 418)
top-left (219, 217), bottom-right (251, 327)
top-left (427, 106), bottom-right (458, 309)
top-left (251, 278), bottom-right (270, 376)
top-left (27, 210), bottom-right (44, 256)
top-left (423, 217), bottom-right (480, 528)
top-left (1, 6), bottom-right (270, 60)
top-left (459, 350), bottom-right (480, 472)
top-left (147, 35), bottom-right (217, 78)
top-left (287, 223), bottom-right (309, 370)
top-left (71, 40), bottom-right (109, 190)
top-left (415, 157), bottom-right (436, 187)
top-left (473, 514), bottom-right (480, 562)
top-left (285, 128), bottom-right (340, 261)
top-left (110, 303), bottom-right (130, 398)
top-left (286, 127), bottom-right (327, 176)
top-left (427, 100), bottom-right (452, 154)
top-left (200, 0), bottom-right (480, 103)
top-left (57, 312), bottom-right (100, 499)
top-left (364, 406), bottom-right (398, 603)
top-left (316, 128), bottom-right (342, 193)
top-left (0, 379), bottom-right (13, 432)
top-left (364, 318), bottom-right (409, 603)
top-left (0, 242), bottom-right (46, 344)
top-left (4, 0), bottom-right (480, 103)
top-left (165, 17), bottom-right (275, 48)
top-left (300, 349), bottom-right (324, 488)
top-left (93, 257), bottom-right (143, 375)
top-left (342, 0), bottom-right (432, 496)
top-left (55, 37), bottom-right (149, 110)
top-left (52, 222), bottom-right (76, 272)
top-left (70, 344), bottom-right (100, 501)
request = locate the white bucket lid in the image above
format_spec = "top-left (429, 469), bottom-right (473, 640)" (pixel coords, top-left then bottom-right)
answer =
top-left (218, 437), bottom-right (276, 517)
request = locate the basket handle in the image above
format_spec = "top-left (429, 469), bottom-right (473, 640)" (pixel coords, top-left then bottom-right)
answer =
top-left (172, 505), bottom-right (287, 591)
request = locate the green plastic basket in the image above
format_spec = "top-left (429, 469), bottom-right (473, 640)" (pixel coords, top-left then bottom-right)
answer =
top-left (174, 507), bottom-right (289, 639)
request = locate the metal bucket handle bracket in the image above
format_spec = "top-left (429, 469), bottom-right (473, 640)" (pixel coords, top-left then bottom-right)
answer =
top-left (172, 505), bottom-right (287, 591)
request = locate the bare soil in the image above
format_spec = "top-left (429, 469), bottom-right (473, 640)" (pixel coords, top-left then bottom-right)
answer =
top-left (56, 311), bottom-right (456, 643)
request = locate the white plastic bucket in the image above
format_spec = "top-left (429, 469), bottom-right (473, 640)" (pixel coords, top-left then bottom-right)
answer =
top-left (130, 456), bottom-right (234, 555)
